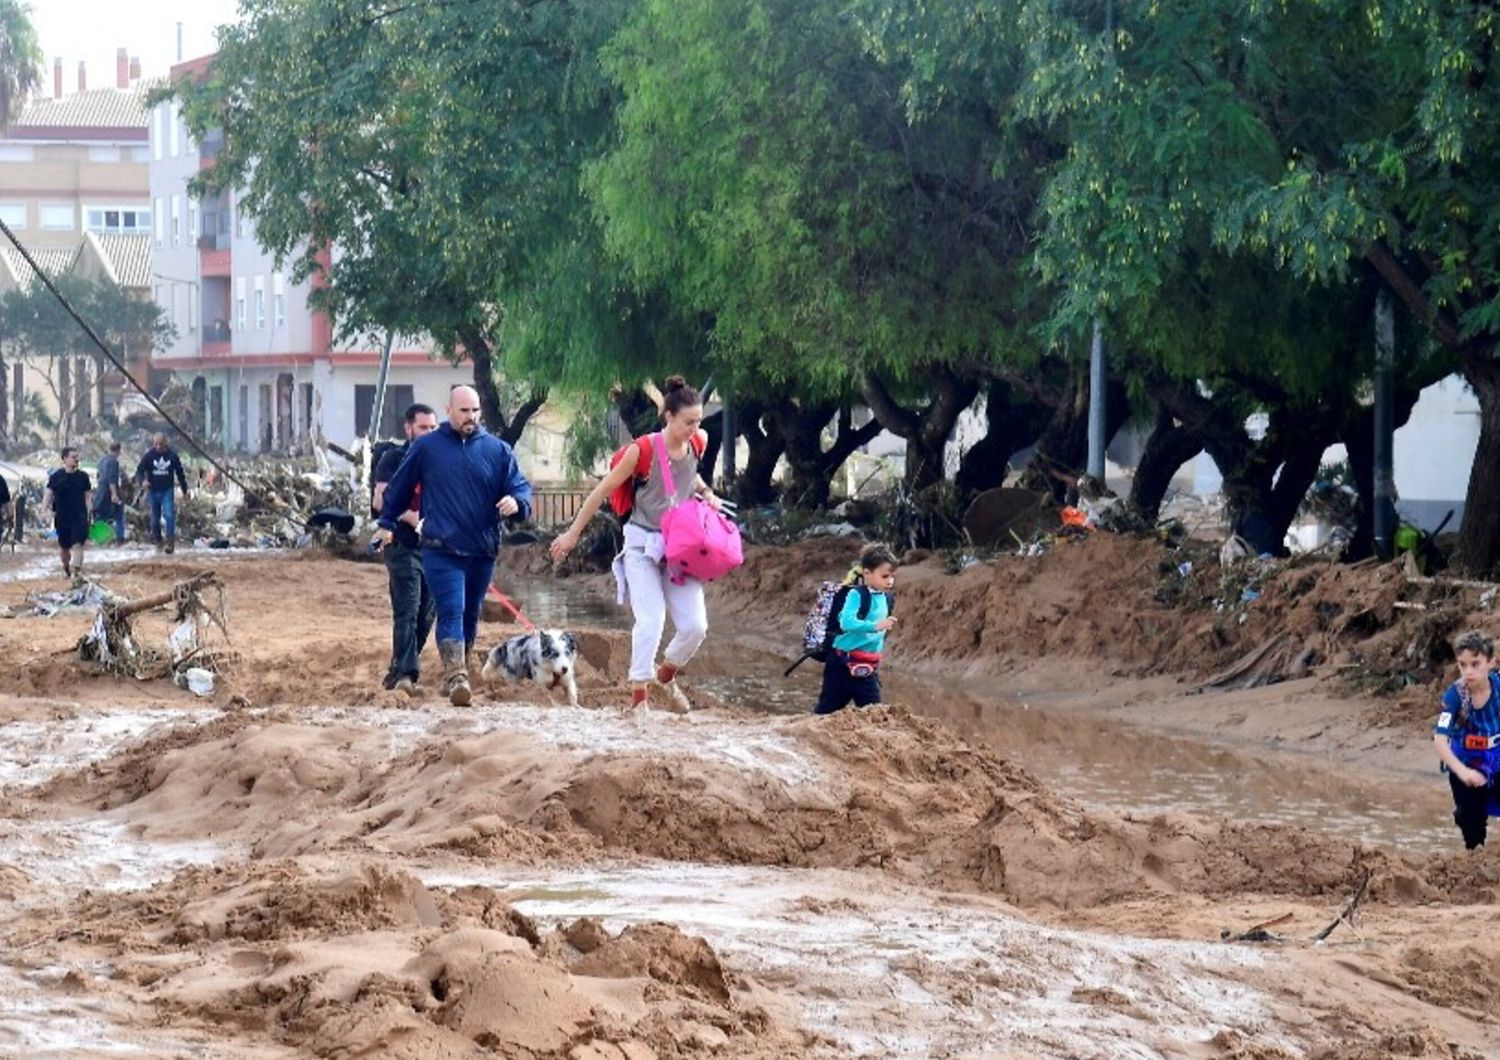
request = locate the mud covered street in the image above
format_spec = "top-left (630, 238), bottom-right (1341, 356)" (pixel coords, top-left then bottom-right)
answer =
top-left (0, 540), bottom-right (1497, 1059)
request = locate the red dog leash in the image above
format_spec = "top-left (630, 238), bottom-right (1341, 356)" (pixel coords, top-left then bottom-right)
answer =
top-left (486, 584), bottom-right (538, 633)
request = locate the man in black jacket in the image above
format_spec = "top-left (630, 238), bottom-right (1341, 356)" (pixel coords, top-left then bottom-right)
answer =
top-left (373, 402), bottom-right (439, 695)
top-left (134, 434), bottom-right (190, 553)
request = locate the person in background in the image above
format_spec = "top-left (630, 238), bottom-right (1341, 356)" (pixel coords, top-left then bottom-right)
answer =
top-left (373, 402), bottom-right (440, 696)
top-left (134, 433), bottom-right (190, 554)
top-left (42, 447), bottom-right (92, 580)
top-left (94, 441), bottom-right (126, 542)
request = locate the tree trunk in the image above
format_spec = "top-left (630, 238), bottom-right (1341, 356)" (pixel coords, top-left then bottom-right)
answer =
top-left (734, 401), bottom-right (784, 506)
top-left (1211, 401), bottom-right (1340, 556)
top-left (861, 368), bottom-right (980, 492)
top-left (954, 385), bottom-right (1050, 499)
top-left (768, 401), bottom-right (885, 510)
top-left (1129, 404), bottom-right (1206, 521)
top-left (0, 353), bottom-right (8, 444)
top-left (699, 408), bottom-right (723, 482)
top-left (452, 324), bottom-right (544, 446)
top-left (1455, 355), bottom-right (1500, 574)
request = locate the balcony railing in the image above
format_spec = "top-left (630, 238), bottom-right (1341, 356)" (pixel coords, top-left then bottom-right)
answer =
top-left (197, 228), bottom-right (231, 251)
top-left (202, 321), bottom-right (231, 343)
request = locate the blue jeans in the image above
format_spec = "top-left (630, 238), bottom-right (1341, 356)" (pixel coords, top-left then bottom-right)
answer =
top-left (148, 488), bottom-right (177, 541)
top-left (421, 549), bottom-right (495, 647)
top-left (386, 543), bottom-right (436, 682)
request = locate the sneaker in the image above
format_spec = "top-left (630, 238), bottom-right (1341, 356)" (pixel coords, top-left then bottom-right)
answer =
top-left (394, 676), bottom-right (417, 697)
top-left (447, 675), bottom-right (472, 707)
top-left (660, 681), bottom-right (692, 714)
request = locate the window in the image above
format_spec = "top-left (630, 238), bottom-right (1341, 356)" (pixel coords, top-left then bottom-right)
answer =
top-left (132, 145), bottom-right (151, 162)
top-left (168, 104), bottom-right (180, 157)
top-left (234, 202), bottom-right (247, 239)
top-left (39, 204), bottom-right (75, 230)
top-left (235, 277), bottom-right (246, 330)
top-left (187, 200), bottom-right (198, 244)
top-left (170, 195), bottom-right (180, 246)
top-left (88, 146), bottom-right (120, 163)
top-left (354, 384), bottom-right (415, 438)
top-left (154, 284), bottom-right (162, 309)
top-left (0, 145), bottom-right (33, 162)
top-left (188, 284), bottom-right (199, 331)
top-left (154, 196), bottom-right (164, 245)
top-left (253, 275), bottom-right (265, 329)
top-left (153, 106), bottom-right (164, 161)
top-left (0, 203), bottom-right (24, 228)
top-left (84, 205), bottom-right (151, 235)
top-left (272, 273), bottom-right (285, 328)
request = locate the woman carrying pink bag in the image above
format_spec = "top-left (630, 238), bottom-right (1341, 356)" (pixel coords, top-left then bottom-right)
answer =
top-left (551, 377), bottom-right (734, 711)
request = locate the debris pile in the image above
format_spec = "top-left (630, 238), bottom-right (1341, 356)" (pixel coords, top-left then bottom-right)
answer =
top-left (75, 571), bottom-right (234, 691)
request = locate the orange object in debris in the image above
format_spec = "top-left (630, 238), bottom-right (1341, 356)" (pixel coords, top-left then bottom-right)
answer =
top-left (1060, 506), bottom-right (1090, 529)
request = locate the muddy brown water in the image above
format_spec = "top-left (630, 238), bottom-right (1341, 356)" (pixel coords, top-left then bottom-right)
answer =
top-left (503, 574), bottom-right (1460, 859)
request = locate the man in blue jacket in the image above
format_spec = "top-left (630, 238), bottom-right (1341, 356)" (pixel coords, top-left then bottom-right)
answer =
top-left (376, 385), bottom-right (532, 705)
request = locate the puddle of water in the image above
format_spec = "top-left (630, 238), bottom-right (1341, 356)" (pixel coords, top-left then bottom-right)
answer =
top-left (0, 963), bottom-right (272, 1058)
top-left (698, 674), bottom-right (810, 716)
top-left (494, 574), bottom-right (631, 630)
top-left (299, 703), bottom-right (826, 787)
top-left (420, 861), bottom-right (1291, 1060)
top-left (0, 817), bottom-right (228, 894)
top-left (0, 708), bottom-right (217, 789)
top-left (0, 543), bottom-right (275, 585)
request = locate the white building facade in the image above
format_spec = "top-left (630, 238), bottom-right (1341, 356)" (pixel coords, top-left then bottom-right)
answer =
top-left (146, 53), bottom-right (466, 455)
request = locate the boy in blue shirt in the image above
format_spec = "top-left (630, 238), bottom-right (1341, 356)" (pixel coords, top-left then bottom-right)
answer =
top-left (1434, 629), bottom-right (1500, 849)
top-left (814, 543), bottom-right (898, 715)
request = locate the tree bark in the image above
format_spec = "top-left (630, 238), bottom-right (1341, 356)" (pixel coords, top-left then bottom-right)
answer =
top-left (452, 324), bottom-right (544, 446)
top-left (1339, 381), bottom-right (1424, 561)
top-left (1129, 403), bottom-right (1206, 521)
top-left (954, 384), bottom-right (1051, 498)
top-left (734, 399), bottom-right (784, 506)
top-left (860, 367), bottom-right (980, 491)
top-left (1455, 353), bottom-right (1500, 574)
top-left (767, 401), bottom-right (885, 509)
top-left (1021, 367), bottom-right (1130, 501)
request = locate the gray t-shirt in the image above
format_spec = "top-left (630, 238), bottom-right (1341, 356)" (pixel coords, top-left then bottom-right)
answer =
top-left (629, 435), bottom-right (699, 532)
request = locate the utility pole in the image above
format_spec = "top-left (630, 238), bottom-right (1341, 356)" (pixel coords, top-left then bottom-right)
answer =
top-left (1373, 290), bottom-right (1396, 558)
top-left (1085, 0), bottom-right (1115, 483)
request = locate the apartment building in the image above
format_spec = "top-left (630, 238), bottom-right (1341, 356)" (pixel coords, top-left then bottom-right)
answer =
top-left (0, 51), bottom-right (155, 440)
top-left (146, 54), bottom-right (466, 455)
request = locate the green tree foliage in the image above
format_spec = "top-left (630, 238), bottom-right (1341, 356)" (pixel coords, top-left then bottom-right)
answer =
top-left (0, 0), bottom-right (40, 127)
top-left (171, 0), bottom-right (689, 443)
top-left (589, 0), bottom-right (1054, 488)
top-left (1008, 0), bottom-right (1500, 567)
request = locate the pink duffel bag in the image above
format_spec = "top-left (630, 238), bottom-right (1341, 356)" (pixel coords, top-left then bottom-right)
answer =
top-left (654, 432), bottom-right (744, 583)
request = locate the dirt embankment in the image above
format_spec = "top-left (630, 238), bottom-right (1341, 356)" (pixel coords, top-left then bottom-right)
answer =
top-left (716, 534), bottom-right (1493, 705)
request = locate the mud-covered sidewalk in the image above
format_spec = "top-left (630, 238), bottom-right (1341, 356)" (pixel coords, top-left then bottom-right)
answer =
top-left (0, 542), bottom-right (1496, 1058)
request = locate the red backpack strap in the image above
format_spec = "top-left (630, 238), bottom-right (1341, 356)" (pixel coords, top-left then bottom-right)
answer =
top-left (632, 434), bottom-right (654, 479)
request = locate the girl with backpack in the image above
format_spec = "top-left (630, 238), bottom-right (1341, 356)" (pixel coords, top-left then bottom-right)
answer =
top-left (1434, 629), bottom-right (1500, 849)
top-left (814, 543), bottom-right (899, 715)
top-left (550, 377), bottom-right (723, 710)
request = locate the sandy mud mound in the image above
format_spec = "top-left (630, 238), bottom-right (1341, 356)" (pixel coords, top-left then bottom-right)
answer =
top-left (40, 700), bottom-right (1445, 912)
top-left (15, 859), bottom-right (800, 1059)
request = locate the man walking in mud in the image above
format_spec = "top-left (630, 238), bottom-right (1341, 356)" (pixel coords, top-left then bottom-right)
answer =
top-left (134, 433), bottom-right (191, 553)
top-left (373, 402), bottom-right (440, 696)
top-left (42, 446), bottom-right (92, 581)
top-left (375, 385), bottom-right (532, 705)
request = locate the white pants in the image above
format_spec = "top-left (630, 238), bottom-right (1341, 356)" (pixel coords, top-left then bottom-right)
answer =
top-left (618, 524), bottom-right (708, 682)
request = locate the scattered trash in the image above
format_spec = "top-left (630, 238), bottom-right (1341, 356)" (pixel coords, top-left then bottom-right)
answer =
top-left (175, 667), bottom-right (216, 697)
top-left (801, 522), bottom-right (863, 539)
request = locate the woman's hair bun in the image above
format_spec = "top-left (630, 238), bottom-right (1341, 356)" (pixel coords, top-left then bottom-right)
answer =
top-left (662, 374), bottom-right (688, 392)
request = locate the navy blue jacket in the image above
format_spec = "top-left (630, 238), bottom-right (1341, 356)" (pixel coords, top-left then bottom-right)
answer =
top-left (378, 423), bottom-right (532, 557)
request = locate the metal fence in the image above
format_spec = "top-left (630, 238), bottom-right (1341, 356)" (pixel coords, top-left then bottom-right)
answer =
top-left (529, 488), bottom-right (591, 529)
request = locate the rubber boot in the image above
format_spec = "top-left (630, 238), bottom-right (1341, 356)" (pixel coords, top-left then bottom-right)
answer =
top-left (439, 639), bottom-right (472, 706)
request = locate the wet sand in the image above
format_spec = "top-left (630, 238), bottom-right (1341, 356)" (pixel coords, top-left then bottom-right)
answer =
top-left (0, 542), bottom-right (1496, 1058)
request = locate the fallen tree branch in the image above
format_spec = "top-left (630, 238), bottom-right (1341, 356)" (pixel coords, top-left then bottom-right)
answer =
top-left (1221, 912), bottom-right (1294, 943)
top-left (1312, 869), bottom-right (1371, 943)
